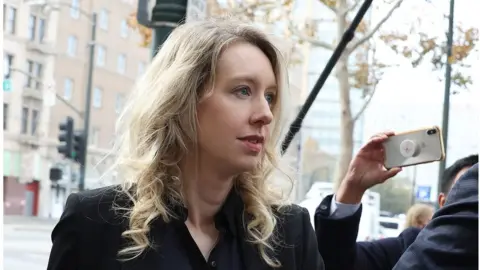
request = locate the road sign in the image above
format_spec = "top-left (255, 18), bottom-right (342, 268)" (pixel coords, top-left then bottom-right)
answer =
top-left (186, 0), bottom-right (207, 23)
top-left (3, 79), bottom-right (12, 92)
top-left (415, 185), bottom-right (431, 201)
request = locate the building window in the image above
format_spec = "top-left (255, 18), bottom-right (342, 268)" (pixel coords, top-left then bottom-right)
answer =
top-left (67, 35), bottom-right (78, 56)
top-left (4, 103), bottom-right (9, 130)
top-left (93, 87), bottom-right (103, 108)
top-left (70, 0), bottom-right (80, 18)
top-left (21, 107), bottom-right (29, 134)
top-left (64, 78), bottom-right (73, 100)
top-left (138, 62), bottom-right (145, 77)
top-left (99, 9), bottom-right (109, 30)
top-left (31, 109), bottom-right (39, 135)
top-left (25, 60), bottom-right (43, 89)
top-left (115, 93), bottom-right (124, 114)
top-left (28, 15), bottom-right (37, 41)
top-left (117, 54), bottom-right (126, 74)
top-left (96, 46), bottom-right (106, 66)
top-left (3, 5), bottom-right (17, 34)
top-left (120, 19), bottom-right (129, 38)
top-left (3, 53), bottom-right (14, 79)
top-left (39, 18), bottom-right (46, 42)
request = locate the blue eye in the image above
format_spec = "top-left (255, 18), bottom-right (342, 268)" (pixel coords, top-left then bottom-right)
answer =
top-left (265, 93), bottom-right (276, 104)
top-left (239, 87), bottom-right (250, 96)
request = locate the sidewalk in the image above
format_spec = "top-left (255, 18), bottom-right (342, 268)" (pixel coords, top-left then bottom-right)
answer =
top-left (3, 215), bottom-right (58, 232)
top-left (3, 215), bottom-right (58, 225)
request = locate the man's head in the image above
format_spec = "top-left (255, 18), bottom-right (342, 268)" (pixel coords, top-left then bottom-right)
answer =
top-left (438, 154), bottom-right (478, 207)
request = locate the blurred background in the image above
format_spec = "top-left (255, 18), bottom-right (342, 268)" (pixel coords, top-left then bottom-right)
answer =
top-left (2, 0), bottom-right (479, 269)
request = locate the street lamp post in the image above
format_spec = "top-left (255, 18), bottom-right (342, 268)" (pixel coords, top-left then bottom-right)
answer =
top-left (78, 12), bottom-right (97, 191)
top-left (28, 1), bottom-right (98, 192)
top-left (437, 0), bottom-right (455, 199)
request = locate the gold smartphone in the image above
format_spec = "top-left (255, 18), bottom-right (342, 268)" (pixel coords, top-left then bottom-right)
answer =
top-left (383, 126), bottom-right (445, 169)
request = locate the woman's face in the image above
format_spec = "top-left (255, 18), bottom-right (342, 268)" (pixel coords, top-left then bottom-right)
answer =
top-left (196, 41), bottom-right (277, 175)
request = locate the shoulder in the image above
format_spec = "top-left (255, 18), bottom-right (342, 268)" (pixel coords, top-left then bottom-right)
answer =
top-left (398, 226), bottom-right (421, 246)
top-left (273, 204), bottom-right (311, 239)
top-left (274, 204), bottom-right (310, 224)
top-left (56, 185), bottom-right (132, 232)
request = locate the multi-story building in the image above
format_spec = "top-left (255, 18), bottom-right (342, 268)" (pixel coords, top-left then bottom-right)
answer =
top-left (3, 0), bottom-right (60, 217)
top-left (3, 0), bottom-right (150, 218)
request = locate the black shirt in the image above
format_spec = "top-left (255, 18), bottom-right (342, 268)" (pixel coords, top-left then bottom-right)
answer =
top-left (160, 191), bottom-right (243, 270)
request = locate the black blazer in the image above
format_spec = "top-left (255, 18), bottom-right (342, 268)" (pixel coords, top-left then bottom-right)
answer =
top-left (393, 163), bottom-right (479, 270)
top-left (314, 194), bottom-right (421, 270)
top-left (46, 185), bottom-right (324, 270)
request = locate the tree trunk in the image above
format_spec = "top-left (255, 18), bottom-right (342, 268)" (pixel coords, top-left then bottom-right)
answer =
top-left (333, 0), bottom-right (355, 191)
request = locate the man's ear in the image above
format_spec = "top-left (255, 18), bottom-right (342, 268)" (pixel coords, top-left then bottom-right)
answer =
top-left (438, 193), bottom-right (446, 208)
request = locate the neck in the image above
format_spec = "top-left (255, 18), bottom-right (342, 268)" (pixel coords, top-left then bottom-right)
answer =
top-left (181, 158), bottom-right (235, 228)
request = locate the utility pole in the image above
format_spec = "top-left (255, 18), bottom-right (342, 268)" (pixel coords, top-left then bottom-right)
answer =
top-left (78, 12), bottom-right (97, 192)
top-left (437, 0), bottom-right (455, 198)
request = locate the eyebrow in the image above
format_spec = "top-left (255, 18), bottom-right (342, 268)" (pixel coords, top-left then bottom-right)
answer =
top-left (229, 74), bottom-right (277, 90)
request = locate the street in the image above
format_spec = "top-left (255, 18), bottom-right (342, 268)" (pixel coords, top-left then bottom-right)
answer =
top-left (3, 216), bottom-right (56, 270)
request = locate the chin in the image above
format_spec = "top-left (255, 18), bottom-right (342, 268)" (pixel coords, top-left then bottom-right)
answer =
top-left (233, 156), bottom-right (262, 173)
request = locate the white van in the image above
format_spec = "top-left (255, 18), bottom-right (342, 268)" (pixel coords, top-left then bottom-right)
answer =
top-left (378, 216), bottom-right (403, 238)
top-left (299, 182), bottom-right (381, 241)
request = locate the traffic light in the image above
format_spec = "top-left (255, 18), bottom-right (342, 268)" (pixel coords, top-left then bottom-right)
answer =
top-left (57, 117), bottom-right (74, 158)
top-left (49, 167), bottom-right (63, 182)
top-left (73, 130), bottom-right (86, 166)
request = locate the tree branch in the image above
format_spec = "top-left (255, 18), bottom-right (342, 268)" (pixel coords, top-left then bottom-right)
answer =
top-left (347, 0), bottom-right (404, 54)
top-left (352, 83), bottom-right (376, 122)
top-left (342, 0), bottom-right (361, 16)
top-left (288, 21), bottom-right (335, 50)
top-left (353, 42), bottom-right (380, 122)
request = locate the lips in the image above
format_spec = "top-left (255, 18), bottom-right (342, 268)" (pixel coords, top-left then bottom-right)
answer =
top-left (238, 135), bottom-right (265, 144)
top-left (238, 135), bottom-right (265, 153)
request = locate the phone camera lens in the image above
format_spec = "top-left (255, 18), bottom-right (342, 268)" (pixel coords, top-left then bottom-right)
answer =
top-left (427, 129), bottom-right (437, 135)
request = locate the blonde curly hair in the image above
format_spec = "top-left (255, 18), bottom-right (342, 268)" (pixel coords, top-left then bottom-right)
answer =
top-left (112, 18), bottom-right (292, 267)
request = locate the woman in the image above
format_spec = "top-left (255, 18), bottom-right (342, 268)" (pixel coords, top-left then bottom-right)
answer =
top-left (403, 203), bottom-right (434, 229)
top-left (47, 18), bottom-right (400, 270)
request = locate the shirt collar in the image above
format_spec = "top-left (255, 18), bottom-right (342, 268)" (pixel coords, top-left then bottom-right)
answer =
top-left (168, 187), bottom-right (244, 236)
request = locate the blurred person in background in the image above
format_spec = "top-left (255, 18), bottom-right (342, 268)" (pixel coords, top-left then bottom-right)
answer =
top-left (403, 203), bottom-right (434, 229)
top-left (315, 154), bottom-right (478, 270)
top-left (45, 18), bottom-right (400, 270)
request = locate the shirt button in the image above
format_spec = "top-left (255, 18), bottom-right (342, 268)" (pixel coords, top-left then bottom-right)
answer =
top-left (210, 260), bottom-right (217, 267)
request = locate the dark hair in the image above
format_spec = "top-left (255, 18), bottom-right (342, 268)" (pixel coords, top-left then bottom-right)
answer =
top-left (441, 154), bottom-right (478, 194)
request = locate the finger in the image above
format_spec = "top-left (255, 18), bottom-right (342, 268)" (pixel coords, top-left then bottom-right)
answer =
top-left (368, 134), bottom-right (389, 145)
top-left (380, 167), bottom-right (402, 182)
top-left (370, 131), bottom-right (395, 140)
top-left (383, 130), bottom-right (395, 137)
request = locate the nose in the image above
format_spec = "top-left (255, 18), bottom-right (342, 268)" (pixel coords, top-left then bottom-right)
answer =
top-left (250, 98), bottom-right (273, 126)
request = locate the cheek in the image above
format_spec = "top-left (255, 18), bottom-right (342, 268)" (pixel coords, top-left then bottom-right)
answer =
top-left (197, 98), bottom-right (242, 140)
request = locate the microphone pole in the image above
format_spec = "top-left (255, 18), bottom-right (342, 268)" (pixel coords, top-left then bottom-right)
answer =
top-left (281, 0), bottom-right (373, 155)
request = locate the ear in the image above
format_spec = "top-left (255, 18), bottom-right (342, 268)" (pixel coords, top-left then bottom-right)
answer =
top-left (438, 193), bottom-right (446, 208)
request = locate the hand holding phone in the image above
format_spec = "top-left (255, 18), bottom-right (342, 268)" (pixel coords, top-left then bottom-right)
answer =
top-left (383, 126), bottom-right (445, 169)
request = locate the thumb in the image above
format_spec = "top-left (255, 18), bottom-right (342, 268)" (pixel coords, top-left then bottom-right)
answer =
top-left (380, 167), bottom-right (402, 182)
